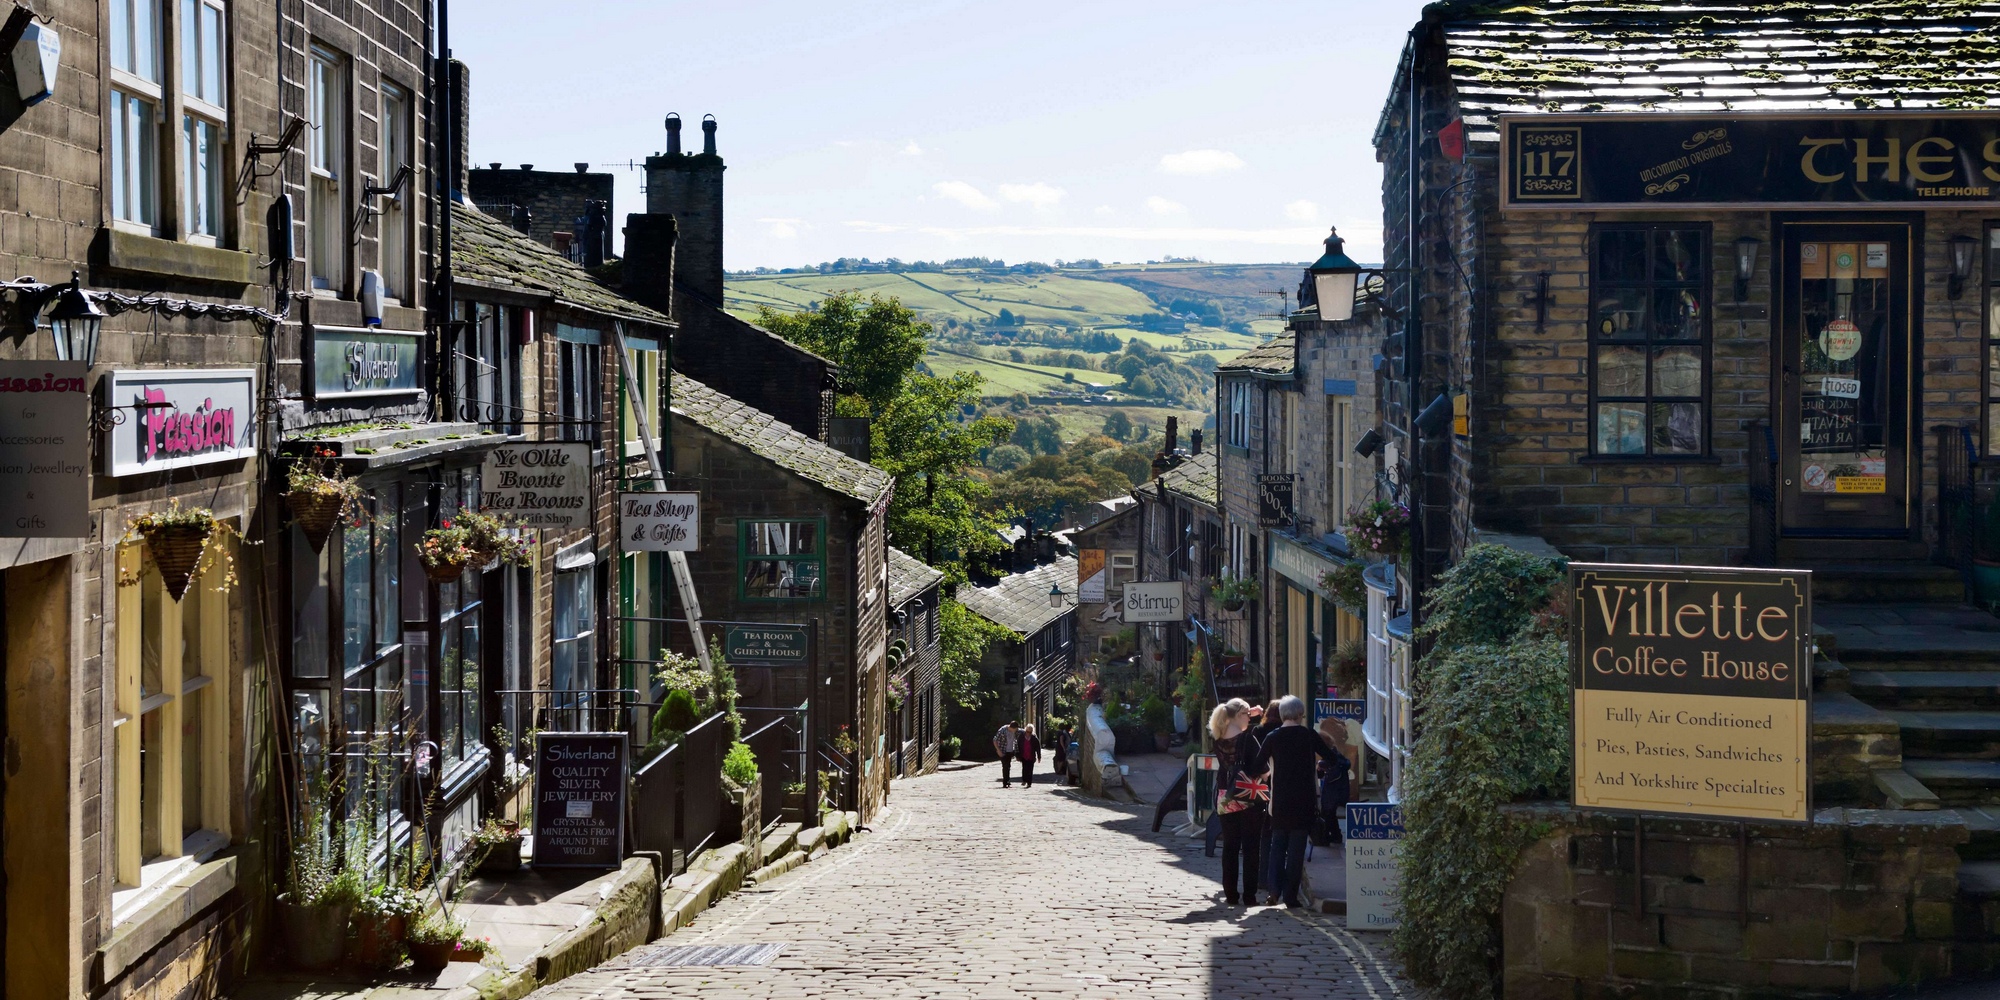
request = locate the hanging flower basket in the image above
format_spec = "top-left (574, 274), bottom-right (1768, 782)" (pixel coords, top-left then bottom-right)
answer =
top-left (454, 509), bottom-right (531, 568)
top-left (1344, 499), bottom-right (1412, 558)
top-left (285, 451), bottom-right (359, 553)
top-left (132, 504), bottom-right (218, 601)
top-left (417, 523), bottom-right (477, 583)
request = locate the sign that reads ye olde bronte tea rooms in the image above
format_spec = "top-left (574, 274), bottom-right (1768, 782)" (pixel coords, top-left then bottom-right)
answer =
top-left (481, 443), bottom-right (590, 531)
top-left (1570, 564), bottom-right (1811, 823)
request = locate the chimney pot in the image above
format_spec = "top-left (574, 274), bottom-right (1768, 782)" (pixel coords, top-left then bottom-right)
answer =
top-left (489, 162), bottom-right (501, 170)
top-left (1164, 416), bottom-right (1179, 454)
top-left (1190, 429), bottom-right (1203, 455)
top-left (519, 164), bottom-right (534, 171)
top-left (701, 114), bottom-right (717, 155)
top-left (575, 162), bottom-right (589, 174)
top-left (665, 113), bottom-right (682, 156)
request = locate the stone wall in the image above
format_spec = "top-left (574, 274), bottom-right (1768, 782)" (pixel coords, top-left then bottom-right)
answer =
top-left (468, 165), bottom-right (614, 254)
top-left (1502, 805), bottom-right (1978, 998)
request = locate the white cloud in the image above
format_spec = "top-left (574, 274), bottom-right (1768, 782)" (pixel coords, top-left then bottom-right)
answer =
top-left (998, 182), bottom-right (1066, 209)
top-left (1284, 199), bottom-right (1321, 222)
top-left (931, 180), bottom-right (999, 212)
top-left (901, 140), bottom-right (924, 156)
top-left (1145, 195), bottom-right (1187, 216)
top-left (840, 219), bottom-right (1343, 248)
top-left (1158, 149), bottom-right (1246, 175)
top-left (758, 217), bottom-right (804, 240)
top-left (1094, 204), bottom-right (1116, 216)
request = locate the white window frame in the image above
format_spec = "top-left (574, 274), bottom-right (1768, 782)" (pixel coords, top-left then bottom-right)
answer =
top-left (1226, 382), bottom-right (1248, 449)
top-left (110, 536), bottom-right (231, 924)
top-left (1331, 398), bottom-right (1352, 528)
top-left (109, 0), bottom-right (165, 233)
top-left (308, 44), bottom-right (348, 292)
top-left (378, 80), bottom-right (413, 301)
top-left (177, 0), bottom-right (227, 244)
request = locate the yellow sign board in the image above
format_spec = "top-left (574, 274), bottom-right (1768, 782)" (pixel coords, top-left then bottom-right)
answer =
top-left (1834, 476), bottom-right (1886, 494)
top-left (1571, 564), bottom-right (1812, 823)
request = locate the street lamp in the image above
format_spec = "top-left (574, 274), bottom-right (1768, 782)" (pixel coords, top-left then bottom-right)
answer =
top-left (1733, 236), bottom-right (1761, 303)
top-left (1308, 227), bottom-right (1364, 322)
top-left (46, 271), bottom-right (104, 366)
top-left (1949, 234), bottom-right (1980, 301)
top-left (1048, 584), bottom-right (1077, 609)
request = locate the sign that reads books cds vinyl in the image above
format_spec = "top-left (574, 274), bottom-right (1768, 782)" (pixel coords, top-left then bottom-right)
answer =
top-left (1570, 564), bottom-right (1812, 823)
top-left (481, 443), bottom-right (590, 530)
top-left (619, 492), bottom-right (699, 551)
top-left (103, 369), bottom-right (256, 476)
top-left (1121, 581), bottom-right (1184, 624)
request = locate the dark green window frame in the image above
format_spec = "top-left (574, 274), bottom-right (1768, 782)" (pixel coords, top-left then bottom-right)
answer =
top-left (1586, 222), bottom-right (1713, 459)
top-left (737, 518), bottom-right (827, 601)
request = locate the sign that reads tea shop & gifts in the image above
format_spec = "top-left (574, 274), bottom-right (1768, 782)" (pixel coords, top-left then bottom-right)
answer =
top-left (530, 732), bottom-right (626, 869)
top-left (481, 443), bottom-right (589, 530)
top-left (618, 491), bottom-right (699, 551)
top-left (1570, 564), bottom-right (1812, 823)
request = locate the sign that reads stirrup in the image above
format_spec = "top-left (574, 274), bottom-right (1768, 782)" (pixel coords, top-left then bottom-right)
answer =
top-left (618, 491), bottom-right (699, 551)
top-left (103, 368), bottom-right (256, 477)
top-left (480, 443), bottom-right (590, 530)
top-left (1121, 581), bottom-right (1185, 624)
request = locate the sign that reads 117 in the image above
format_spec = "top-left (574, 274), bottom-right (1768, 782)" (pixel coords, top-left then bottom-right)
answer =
top-left (1570, 564), bottom-right (1811, 824)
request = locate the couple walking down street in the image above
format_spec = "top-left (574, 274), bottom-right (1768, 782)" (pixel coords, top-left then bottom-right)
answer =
top-left (992, 720), bottom-right (1043, 788)
top-left (1210, 695), bottom-right (1348, 908)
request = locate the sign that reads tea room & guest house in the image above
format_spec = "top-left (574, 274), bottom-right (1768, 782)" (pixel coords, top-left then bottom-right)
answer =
top-left (481, 443), bottom-right (590, 531)
top-left (1570, 564), bottom-right (1811, 823)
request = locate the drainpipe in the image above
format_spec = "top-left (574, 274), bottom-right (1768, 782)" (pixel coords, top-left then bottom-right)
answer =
top-left (1404, 27), bottom-right (1426, 633)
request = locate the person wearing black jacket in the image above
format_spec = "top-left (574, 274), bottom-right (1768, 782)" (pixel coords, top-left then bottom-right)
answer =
top-left (1254, 700), bottom-right (1285, 901)
top-left (1248, 695), bottom-right (1349, 908)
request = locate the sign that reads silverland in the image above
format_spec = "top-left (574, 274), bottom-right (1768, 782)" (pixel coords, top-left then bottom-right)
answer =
top-left (1570, 564), bottom-right (1811, 823)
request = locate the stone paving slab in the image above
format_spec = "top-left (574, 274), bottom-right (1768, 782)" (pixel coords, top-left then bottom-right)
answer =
top-left (529, 762), bottom-right (1425, 1000)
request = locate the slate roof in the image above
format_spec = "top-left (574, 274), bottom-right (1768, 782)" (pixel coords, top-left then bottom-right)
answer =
top-left (1217, 336), bottom-right (1295, 377)
top-left (1416, 1), bottom-right (2000, 143)
top-left (888, 546), bottom-right (944, 607)
top-left (1156, 451), bottom-right (1218, 508)
top-left (452, 202), bottom-right (671, 326)
top-left (958, 557), bottom-right (1078, 637)
top-left (670, 372), bottom-right (894, 505)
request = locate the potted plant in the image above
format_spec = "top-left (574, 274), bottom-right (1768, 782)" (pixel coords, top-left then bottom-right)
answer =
top-left (471, 818), bottom-right (524, 874)
top-left (455, 509), bottom-right (532, 568)
top-left (1211, 575), bottom-right (1260, 613)
top-left (1321, 561), bottom-right (1368, 617)
top-left (452, 935), bottom-right (493, 964)
top-left (1140, 694), bottom-right (1173, 752)
top-left (1345, 499), bottom-right (1413, 559)
top-left (275, 822), bottom-right (361, 972)
top-left (1330, 639), bottom-right (1368, 699)
top-left (285, 449), bottom-right (360, 553)
top-left (405, 910), bottom-right (465, 975)
top-left (131, 502), bottom-right (220, 601)
top-left (350, 881), bottom-right (422, 970)
top-left (416, 522), bottom-right (477, 583)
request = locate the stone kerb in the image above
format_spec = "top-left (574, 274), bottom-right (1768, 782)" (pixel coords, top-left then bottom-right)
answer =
top-left (1501, 803), bottom-right (1972, 999)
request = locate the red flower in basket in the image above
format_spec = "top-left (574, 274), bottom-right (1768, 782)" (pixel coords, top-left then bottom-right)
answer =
top-left (1233, 773), bottom-right (1270, 802)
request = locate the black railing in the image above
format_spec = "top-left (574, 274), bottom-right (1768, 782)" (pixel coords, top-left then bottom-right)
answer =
top-left (495, 688), bottom-right (657, 762)
top-left (1747, 421), bottom-right (1778, 567)
top-left (631, 711), bottom-right (728, 876)
top-left (1936, 423), bottom-right (1980, 597)
top-left (742, 707), bottom-right (805, 823)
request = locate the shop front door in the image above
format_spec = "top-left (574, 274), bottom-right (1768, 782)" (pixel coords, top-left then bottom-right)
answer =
top-left (1777, 221), bottom-right (1914, 539)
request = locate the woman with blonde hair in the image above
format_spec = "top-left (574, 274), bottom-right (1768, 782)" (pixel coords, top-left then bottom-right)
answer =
top-left (1208, 698), bottom-right (1264, 906)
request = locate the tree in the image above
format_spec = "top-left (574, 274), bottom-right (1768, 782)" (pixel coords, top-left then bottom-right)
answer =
top-left (996, 308), bottom-right (1017, 326)
top-left (1102, 411), bottom-right (1133, 441)
top-left (756, 291), bottom-right (927, 414)
top-left (869, 371), bottom-right (1015, 582)
top-left (939, 599), bottom-right (1010, 711)
top-left (986, 443), bottom-right (1030, 471)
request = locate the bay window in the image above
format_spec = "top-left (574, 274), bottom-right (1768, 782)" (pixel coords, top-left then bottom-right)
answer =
top-left (553, 561), bottom-right (597, 693)
top-left (437, 472), bottom-right (484, 773)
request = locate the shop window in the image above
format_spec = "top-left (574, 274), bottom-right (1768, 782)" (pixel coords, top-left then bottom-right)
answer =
top-left (739, 519), bottom-right (824, 600)
top-left (178, 0), bottom-right (226, 243)
top-left (379, 81), bottom-right (414, 300)
top-left (1589, 224), bottom-right (1710, 456)
top-left (553, 562), bottom-right (597, 692)
top-left (308, 44), bottom-right (348, 291)
top-left (111, 534), bottom-right (231, 918)
top-left (557, 324), bottom-right (604, 449)
top-left (109, 0), bottom-right (163, 230)
top-left (438, 571), bottom-right (483, 773)
top-left (338, 489), bottom-right (407, 848)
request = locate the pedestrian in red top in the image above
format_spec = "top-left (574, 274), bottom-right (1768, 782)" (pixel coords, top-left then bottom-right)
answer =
top-left (1019, 723), bottom-right (1042, 787)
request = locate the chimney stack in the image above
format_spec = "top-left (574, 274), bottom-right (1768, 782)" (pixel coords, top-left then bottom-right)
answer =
top-left (645, 113), bottom-right (725, 303)
top-left (701, 114), bottom-right (717, 155)
top-left (448, 59), bottom-right (471, 198)
top-left (510, 203), bottom-right (532, 234)
top-left (1164, 416), bottom-right (1179, 455)
top-left (665, 113), bottom-right (682, 156)
top-left (1190, 429), bottom-right (1203, 455)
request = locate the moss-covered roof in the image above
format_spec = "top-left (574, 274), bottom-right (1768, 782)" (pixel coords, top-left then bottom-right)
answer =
top-left (888, 546), bottom-right (945, 607)
top-left (1217, 336), bottom-right (1295, 377)
top-left (958, 557), bottom-right (1078, 637)
top-left (452, 202), bottom-right (671, 327)
top-left (1157, 451), bottom-right (1217, 508)
top-left (670, 372), bottom-right (893, 506)
top-left (1419, 1), bottom-right (2000, 142)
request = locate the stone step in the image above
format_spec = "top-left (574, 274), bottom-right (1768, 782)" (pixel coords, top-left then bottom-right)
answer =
top-left (1803, 563), bottom-right (1963, 604)
top-left (1904, 761), bottom-right (2000, 805)
top-left (1814, 602), bottom-right (2000, 668)
top-left (1959, 859), bottom-right (2000, 901)
top-left (1886, 710), bottom-right (2000, 757)
top-left (1874, 767), bottom-right (1943, 810)
top-left (1949, 806), bottom-right (2000, 861)
top-left (1850, 670), bottom-right (2000, 707)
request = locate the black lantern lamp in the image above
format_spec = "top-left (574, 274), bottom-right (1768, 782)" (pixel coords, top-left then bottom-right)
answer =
top-left (1308, 227), bottom-right (1365, 323)
top-left (1949, 234), bottom-right (1980, 301)
top-left (1048, 584), bottom-right (1077, 609)
top-left (46, 270), bottom-right (104, 366)
top-left (1733, 237), bottom-right (1761, 303)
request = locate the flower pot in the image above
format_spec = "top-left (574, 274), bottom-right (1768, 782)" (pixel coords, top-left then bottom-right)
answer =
top-left (407, 939), bottom-right (454, 975)
top-left (477, 840), bottom-right (523, 874)
top-left (1222, 599), bottom-right (1245, 613)
top-left (286, 490), bottom-right (348, 553)
top-left (349, 912), bottom-right (406, 970)
top-left (142, 523), bottom-right (213, 601)
top-left (422, 553), bottom-right (471, 583)
top-left (1976, 559), bottom-right (2000, 606)
top-left (1153, 733), bottom-right (1171, 752)
top-left (451, 942), bottom-right (487, 964)
top-left (276, 897), bottom-right (351, 971)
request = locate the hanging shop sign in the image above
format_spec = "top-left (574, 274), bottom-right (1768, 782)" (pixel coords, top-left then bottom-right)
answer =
top-left (1314, 698), bottom-right (1366, 728)
top-left (827, 416), bottom-right (871, 463)
top-left (1078, 548), bottom-right (1107, 603)
top-left (722, 623), bottom-right (810, 666)
top-left (1502, 112), bottom-right (2000, 211)
top-left (481, 443), bottom-right (590, 530)
top-left (530, 732), bottom-right (627, 869)
top-left (1346, 803), bottom-right (1405, 929)
top-left (1257, 473), bottom-right (1295, 527)
top-left (618, 491), bottom-right (699, 551)
top-left (1570, 563), bottom-right (1812, 824)
top-left (310, 326), bottom-right (422, 398)
top-left (1270, 534), bottom-right (1337, 600)
top-left (0, 361), bottom-right (89, 537)
top-left (1121, 581), bottom-right (1185, 624)
top-left (103, 368), bottom-right (256, 477)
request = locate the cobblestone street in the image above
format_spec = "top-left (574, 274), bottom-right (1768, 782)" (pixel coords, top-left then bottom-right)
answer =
top-left (531, 764), bottom-right (1421, 999)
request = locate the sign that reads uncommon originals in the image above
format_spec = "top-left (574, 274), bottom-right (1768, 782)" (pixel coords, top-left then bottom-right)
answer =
top-left (1570, 564), bottom-right (1812, 824)
top-left (1502, 112), bottom-right (2000, 211)
top-left (103, 369), bottom-right (256, 476)
top-left (619, 491), bottom-right (699, 551)
top-left (311, 326), bottom-right (421, 398)
top-left (481, 443), bottom-right (590, 530)
top-left (1121, 581), bottom-right (1184, 624)
top-left (530, 732), bottom-right (626, 868)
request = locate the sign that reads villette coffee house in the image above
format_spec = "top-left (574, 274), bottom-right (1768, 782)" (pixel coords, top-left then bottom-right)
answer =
top-left (1570, 564), bottom-right (1811, 824)
top-left (1503, 112), bottom-right (2000, 210)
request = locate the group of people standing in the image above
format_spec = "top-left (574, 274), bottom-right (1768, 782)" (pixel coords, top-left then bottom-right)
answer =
top-left (992, 720), bottom-right (1070, 788)
top-left (1209, 695), bottom-right (1349, 908)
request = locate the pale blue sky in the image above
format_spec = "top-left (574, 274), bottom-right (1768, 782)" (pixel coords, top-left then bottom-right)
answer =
top-left (453, 1), bottom-right (1428, 270)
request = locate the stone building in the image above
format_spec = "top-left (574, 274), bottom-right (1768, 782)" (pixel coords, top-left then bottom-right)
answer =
top-left (955, 556), bottom-right (1078, 752)
top-left (467, 161), bottom-right (615, 263)
top-left (1133, 450), bottom-right (1232, 698)
top-left (886, 546), bottom-right (943, 777)
top-left (1068, 502), bottom-right (1139, 663)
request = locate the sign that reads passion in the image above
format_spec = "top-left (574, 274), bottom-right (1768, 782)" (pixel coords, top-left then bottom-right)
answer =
top-left (1503, 112), bottom-right (2000, 211)
top-left (103, 369), bottom-right (256, 476)
top-left (1570, 564), bottom-right (1812, 824)
top-left (530, 732), bottom-right (626, 869)
top-left (481, 443), bottom-right (590, 530)
top-left (1121, 581), bottom-right (1184, 624)
top-left (0, 361), bottom-right (89, 537)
